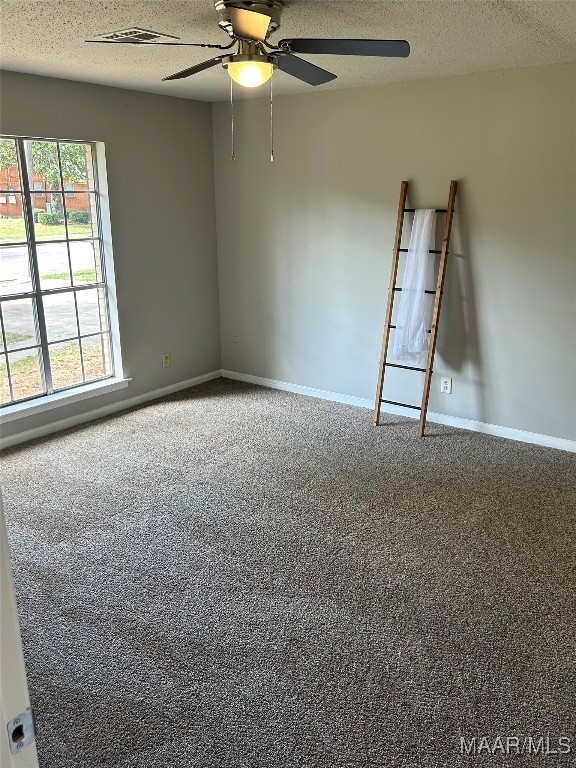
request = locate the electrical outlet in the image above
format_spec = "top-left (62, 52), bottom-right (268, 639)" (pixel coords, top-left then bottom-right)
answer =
top-left (440, 377), bottom-right (452, 394)
top-left (233, 336), bottom-right (239, 349)
top-left (161, 353), bottom-right (170, 368)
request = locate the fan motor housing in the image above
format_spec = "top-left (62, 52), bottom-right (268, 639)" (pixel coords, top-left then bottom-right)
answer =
top-left (214, 0), bottom-right (284, 39)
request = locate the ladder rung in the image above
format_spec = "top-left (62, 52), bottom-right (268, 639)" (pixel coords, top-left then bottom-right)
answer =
top-left (389, 325), bottom-right (431, 334)
top-left (385, 363), bottom-right (428, 372)
top-left (399, 248), bottom-right (443, 254)
top-left (404, 208), bottom-right (447, 213)
top-left (380, 399), bottom-right (421, 410)
top-left (394, 288), bottom-right (438, 295)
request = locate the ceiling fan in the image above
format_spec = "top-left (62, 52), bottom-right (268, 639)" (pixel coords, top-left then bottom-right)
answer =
top-left (87, 0), bottom-right (410, 89)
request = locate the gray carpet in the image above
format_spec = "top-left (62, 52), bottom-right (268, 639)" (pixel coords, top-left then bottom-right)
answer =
top-left (1, 378), bottom-right (575, 768)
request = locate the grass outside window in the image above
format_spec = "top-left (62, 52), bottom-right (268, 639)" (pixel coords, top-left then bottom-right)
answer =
top-left (0, 217), bottom-right (91, 242)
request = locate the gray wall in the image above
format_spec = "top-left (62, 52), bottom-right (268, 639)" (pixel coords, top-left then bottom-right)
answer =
top-left (0, 71), bottom-right (220, 441)
top-left (1, 64), bottom-right (575, 444)
top-left (213, 63), bottom-right (576, 441)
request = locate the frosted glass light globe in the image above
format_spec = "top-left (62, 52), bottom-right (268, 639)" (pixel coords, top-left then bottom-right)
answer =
top-left (228, 60), bottom-right (273, 88)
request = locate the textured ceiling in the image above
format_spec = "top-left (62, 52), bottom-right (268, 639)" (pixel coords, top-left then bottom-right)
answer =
top-left (1, 1), bottom-right (575, 102)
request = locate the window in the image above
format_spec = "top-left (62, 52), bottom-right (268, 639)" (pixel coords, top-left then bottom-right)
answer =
top-left (0, 136), bottom-right (119, 408)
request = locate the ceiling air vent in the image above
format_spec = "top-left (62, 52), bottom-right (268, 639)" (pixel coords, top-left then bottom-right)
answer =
top-left (93, 28), bottom-right (179, 44)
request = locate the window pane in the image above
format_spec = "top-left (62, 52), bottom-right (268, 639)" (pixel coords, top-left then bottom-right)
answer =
top-left (24, 140), bottom-right (61, 191)
top-left (82, 334), bottom-right (109, 381)
top-left (0, 196), bottom-right (26, 244)
top-left (70, 240), bottom-right (99, 285)
top-left (0, 244), bottom-right (32, 296)
top-left (49, 339), bottom-right (82, 390)
top-left (0, 138), bottom-right (113, 408)
top-left (37, 242), bottom-right (71, 288)
top-left (1, 298), bottom-right (38, 350)
top-left (8, 348), bottom-right (44, 401)
top-left (0, 138), bottom-right (21, 191)
top-left (65, 193), bottom-right (98, 239)
top-left (32, 193), bottom-right (66, 240)
top-left (43, 291), bottom-right (79, 342)
top-left (0, 354), bottom-right (11, 403)
top-left (60, 143), bottom-right (94, 191)
top-left (77, 287), bottom-right (107, 336)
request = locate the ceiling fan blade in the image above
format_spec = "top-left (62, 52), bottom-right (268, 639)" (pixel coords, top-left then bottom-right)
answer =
top-left (230, 7), bottom-right (270, 42)
top-left (163, 56), bottom-right (223, 81)
top-left (86, 40), bottom-right (234, 50)
top-left (276, 54), bottom-right (337, 86)
top-left (279, 39), bottom-right (410, 58)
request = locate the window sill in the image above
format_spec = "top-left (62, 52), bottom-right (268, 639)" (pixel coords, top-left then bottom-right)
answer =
top-left (0, 377), bottom-right (131, 424)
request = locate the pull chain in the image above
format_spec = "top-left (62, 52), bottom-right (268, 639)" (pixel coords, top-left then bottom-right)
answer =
top-left (230, 77), bottom-right (235, 161)
top-left (270, 70), bottom-right (274, 163)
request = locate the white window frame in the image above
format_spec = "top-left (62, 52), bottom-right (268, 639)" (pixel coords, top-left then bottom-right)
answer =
top-left (0, 137), bottom-right (127, 421)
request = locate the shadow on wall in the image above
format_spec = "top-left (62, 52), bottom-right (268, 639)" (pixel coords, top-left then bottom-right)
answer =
top-left (436, 182), bottom-right (487, 423)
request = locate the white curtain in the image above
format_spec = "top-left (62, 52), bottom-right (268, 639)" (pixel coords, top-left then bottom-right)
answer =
top-left (392, 209), bottom-right (436, 364)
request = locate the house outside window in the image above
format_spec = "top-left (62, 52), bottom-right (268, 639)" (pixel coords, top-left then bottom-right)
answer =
top-left (0, 136), bottom-right (123, 408)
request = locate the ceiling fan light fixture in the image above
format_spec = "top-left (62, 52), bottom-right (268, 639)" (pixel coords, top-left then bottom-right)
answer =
top-left (225, 55), bottom-right (276, 87)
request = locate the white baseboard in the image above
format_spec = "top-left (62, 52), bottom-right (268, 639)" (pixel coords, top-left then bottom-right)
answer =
top-left (222, 370), bottom-right (576, 453)
top-left (0, 370), bottom-right (222, 450)
top-left (222, 370), bottom-right (374, 410)
top-left (4, 368), bottom-right (574, 454)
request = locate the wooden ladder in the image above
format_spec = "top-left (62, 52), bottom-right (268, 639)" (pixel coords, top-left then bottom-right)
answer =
top-left (373, 180), bottom-right (458, 437)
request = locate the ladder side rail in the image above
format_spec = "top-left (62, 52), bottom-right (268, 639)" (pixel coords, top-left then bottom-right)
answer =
top-left (418, 180), bottom-right (458, 437)
top-left (373, 180), bottom-right (409, 425)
